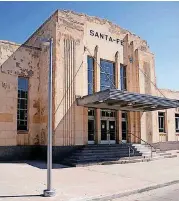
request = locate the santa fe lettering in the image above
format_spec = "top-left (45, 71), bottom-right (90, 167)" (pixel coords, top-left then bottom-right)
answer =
top-left (89, 30), bottom-right (121, 45)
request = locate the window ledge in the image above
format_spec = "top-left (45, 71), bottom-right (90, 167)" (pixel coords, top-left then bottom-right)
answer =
top-left (159, 133), bottom-right (167, 136)
top-left (17, 130), bottom-right (29, 134)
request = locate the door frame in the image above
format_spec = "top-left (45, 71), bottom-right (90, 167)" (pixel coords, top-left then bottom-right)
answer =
top-left (100, 117), bottom-right (116, 144)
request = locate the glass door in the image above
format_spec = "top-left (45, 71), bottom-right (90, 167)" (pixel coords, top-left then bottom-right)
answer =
top-left (101, 120), bottom-right (107, 142)
top-left (88, 108), bottom-right (95, 144)
top-left (122, 112), bottom-right (127, 143)
top-left (88, 119), bottom-right (95, 144)
top-left (101, 120), bottom-right (116, 144)
top-left (109, 120), bottom-right (116, 143)
top-left (100, 110), bottom-right (116, 144)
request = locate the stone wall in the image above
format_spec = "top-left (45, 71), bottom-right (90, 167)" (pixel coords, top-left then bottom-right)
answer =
top-left (0, 40), bottom-right (40, 146)
top-left (155, 89), bottom-right (179, 143)
top-left (25, 11), bottom-right (58, 145)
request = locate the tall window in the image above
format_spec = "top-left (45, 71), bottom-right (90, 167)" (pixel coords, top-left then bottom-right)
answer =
top-left (17, 77), bottom-right (28, 130)
top-left (87, 56), bottom-right (94, 95)
top-left (158, 112), bottom-right (165, 133)
top-left (175, 114), bottom-right (179, 132)
top-left (120, 64), bottom-right (127, 91)
top-left (100, 59), bottom-right (115, 91)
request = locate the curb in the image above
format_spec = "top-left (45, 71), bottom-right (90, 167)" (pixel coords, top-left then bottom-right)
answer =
top-left (71, 180), bottom-right (179, 201)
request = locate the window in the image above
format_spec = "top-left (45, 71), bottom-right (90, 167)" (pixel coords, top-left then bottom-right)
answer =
top-left (100, 59), bottom-right (115, 91)
top-left (101, 110), bottom-right (116, 118)
top-left (88, 108), bottom-right (95, 116)
top-left (175, 114), bottom-right (179, 132)
top-left (87, 56), bottom-right (94, 95)
top-left (158, 112), bottom-right (165, 133)
top-left (122, 112), bottom-right (127, 120)
top-left (17, 77), bottom-right (28, 131)
top-left (120, 64), bottom-right (127, 90)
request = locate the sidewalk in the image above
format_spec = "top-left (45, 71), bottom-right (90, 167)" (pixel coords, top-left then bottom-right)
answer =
top-left (1, 156), bottom-right (179, 201)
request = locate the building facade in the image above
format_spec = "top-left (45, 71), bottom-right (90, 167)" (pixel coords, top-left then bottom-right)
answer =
top-left (0, 10), bottom-right (179, 149)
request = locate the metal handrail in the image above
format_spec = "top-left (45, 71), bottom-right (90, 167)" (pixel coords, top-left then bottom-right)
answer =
top-left (105, 130), bottom-right (135, 159)
top-left (128, 132), bottom-right (156, 158)
top-left (119, 140), bottom-right (135, 159)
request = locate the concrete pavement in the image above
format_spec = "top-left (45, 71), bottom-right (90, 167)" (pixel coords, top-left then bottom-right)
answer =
top-left (114, 183), bottom-right (179, 201)
top-left (0, 156), bottom-right (179, 201)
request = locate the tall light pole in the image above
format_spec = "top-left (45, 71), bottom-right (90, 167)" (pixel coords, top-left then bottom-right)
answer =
top-left (41, 38), bottom-right (56, 197)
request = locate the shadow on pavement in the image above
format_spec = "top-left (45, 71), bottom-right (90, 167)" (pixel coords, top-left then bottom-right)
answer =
top-left (0, 160), bottom-right (70, 169)
top-left (0, 194), bottom-right (43, 198)
top-left (25, 160), bottom-right (69, 169)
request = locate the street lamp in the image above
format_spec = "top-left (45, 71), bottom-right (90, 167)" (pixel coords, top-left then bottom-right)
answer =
top-left (41, 38), bottom-right (56, 197)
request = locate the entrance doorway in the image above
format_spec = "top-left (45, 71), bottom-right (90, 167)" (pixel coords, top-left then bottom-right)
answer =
top-left (101, 110), bottom-right (116, 144)
top-left (122, 112), bottom-right (127, 143)
top-left (88, 108), bottom-right (95, 144)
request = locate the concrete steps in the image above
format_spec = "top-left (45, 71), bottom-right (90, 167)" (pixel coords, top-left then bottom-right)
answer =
top-left (133, 144), bottom-right (178, 161)
top-left (62, 144), bottom-right (142, 167)
top-left (61, 144), bottom-right (178, 167)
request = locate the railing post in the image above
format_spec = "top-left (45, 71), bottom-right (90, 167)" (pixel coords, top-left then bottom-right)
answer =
top-left (151, 146), bottom-right (152, 158)
top-left (129, 147), bottom-right (130, 159)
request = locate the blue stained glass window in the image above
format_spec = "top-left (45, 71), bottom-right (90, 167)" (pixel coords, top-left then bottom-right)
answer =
top-left (87, 56), bottom-right (94, 95)
top-left (100, 59), bottom-right (115, 91)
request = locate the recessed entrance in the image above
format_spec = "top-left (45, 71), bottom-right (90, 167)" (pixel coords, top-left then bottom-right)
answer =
top-left (101, 110), bottom-right (116, 144)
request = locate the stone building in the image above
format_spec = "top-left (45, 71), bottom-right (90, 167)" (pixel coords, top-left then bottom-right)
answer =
top-left (0, 10), bottom-right (179, 158)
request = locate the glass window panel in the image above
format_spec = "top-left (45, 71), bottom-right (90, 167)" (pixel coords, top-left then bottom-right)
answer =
top-left (18, 77), bottom-right (28, 91)
top-left (100, 59), bottom-right (115, 91)
top-left (20, 110), bottom-right (25, 119)
top-left (87, 56), bottom-right (94, 95)
top-left (88, 70), bottom-right (93, 83)
top-left (175, 114), bottom-right (179, 132)
top-left (17, 77), bottom-right (28, 131)
top-left (120, 65), bottom-right (127, 90)
top-left (88, 57), bottom-right (94, 71)
top-left (158, 112), bottom-right (165, 132)
top-left (21, 91), bottom-right (26, 98)
top-left (88, 84), bottom-right (93, 95)
top-left (102, 111), bottom-right (105, 117)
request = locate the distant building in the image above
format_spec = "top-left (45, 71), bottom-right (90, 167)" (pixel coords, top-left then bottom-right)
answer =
top-left (0, 10), bottom-right (179, 158)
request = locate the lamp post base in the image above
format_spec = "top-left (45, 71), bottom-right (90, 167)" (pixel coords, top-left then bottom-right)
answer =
top-left (43, 189), bottom-right (56, 197)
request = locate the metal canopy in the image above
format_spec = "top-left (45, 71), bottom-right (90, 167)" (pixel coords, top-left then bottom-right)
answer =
top-left (76, 89), bottom-right (179, 112)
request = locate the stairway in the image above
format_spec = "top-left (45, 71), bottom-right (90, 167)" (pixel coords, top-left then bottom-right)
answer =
top-left (61, 144), bottom-right (142, 167)
top-left (132, 144), bottom-right (178, 160)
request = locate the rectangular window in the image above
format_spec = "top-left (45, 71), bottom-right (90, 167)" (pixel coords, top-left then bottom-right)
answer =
top-left (120, 64), bottom-right (127, 91)
top-left (88, 108), bottom-right (95, 116)
top-left (100, 59), bottom-right (115, 91)
top-left (101, 110), bottom-right (116, 117)
top-left (17, 77), bottom-right (28, 131)
top-left (175, 114), bottom-right (179, 133)
top-left (87, 56), bottom-right (94, 95)
top-left (158, 112), bottom-right (165, 133)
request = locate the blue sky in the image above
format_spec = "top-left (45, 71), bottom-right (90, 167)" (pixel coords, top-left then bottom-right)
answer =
top-left (0, 1), bottom-right (178, 91)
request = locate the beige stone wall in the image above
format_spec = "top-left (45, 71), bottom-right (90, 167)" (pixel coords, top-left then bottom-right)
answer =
top-left (0, 40), bottom-right (40, 146)
top-left (154, 89), bottom-right (179, 142)
top-left (25, 11), bottom-right (58, 145)
top-left (138, 50), bottom-right (156, 143)
top-left (54, 11), bottom-right (85, 145)
top-left (138, 47), bottom-right (179, 143)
